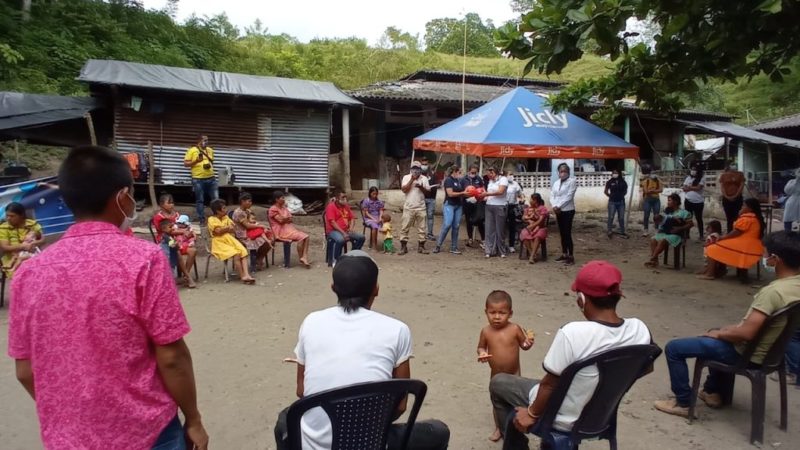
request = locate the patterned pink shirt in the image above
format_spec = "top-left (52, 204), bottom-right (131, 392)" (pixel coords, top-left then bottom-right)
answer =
top-left (8, 221), bottom-right (190, 449)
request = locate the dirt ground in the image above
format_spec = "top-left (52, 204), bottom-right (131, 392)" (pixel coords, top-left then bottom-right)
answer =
top-left (1, 208), bottom-right (799, 450)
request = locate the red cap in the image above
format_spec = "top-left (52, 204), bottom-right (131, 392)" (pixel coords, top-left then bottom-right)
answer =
top-left (571, 260), bottom-right (623, 298)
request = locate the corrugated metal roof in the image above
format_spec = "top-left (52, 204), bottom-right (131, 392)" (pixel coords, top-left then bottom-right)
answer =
top-left (349, 80), bottom-right (732, 121)
top-left (678, 120), bottom-right (800, 149)
top-left (752, 113), bottom-right (800, 131)
top-left (78, 59), bottom-right (361, 107)
top-left (0, 91), bottom-right (100, 130)
top-left (401, 69), bottom-right (566, 87)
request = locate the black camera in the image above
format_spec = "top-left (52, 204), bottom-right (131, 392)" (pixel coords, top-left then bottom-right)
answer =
top-left (202, 163), bottom-right (211, 170)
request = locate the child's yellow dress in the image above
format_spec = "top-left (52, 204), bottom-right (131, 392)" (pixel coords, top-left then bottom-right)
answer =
top-left (207, 215), bottom-right (248, 260)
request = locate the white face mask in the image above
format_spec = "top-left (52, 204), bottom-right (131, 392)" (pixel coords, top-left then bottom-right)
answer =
top-left (690, 170), bottom-right (697, 176)
top-left (650, 174), bottom-right (658, 180)
top-left (762, 256), bottom-right (776, 273)
top-left (612, 173), bottom-right (619, 179)
top-left (576, 292), bottom-right (586, 312)
top-left (116, 189), bottom-right (138, 232)
top-left (508, 175), bottom-right (514, 181)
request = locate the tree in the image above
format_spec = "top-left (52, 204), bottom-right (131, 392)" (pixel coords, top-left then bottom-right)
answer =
top-left (495, 0), bottom-right (800, 124)
top-left (424, 13), bottom-right (500, 57)
top-left (378, 26), bottom-right (420, 51)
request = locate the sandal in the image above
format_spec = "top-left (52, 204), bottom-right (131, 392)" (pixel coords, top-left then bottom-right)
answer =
top-left (242, 278), bottom-right (256, 285)
top-left (184, 276), bottom-right (196, 289)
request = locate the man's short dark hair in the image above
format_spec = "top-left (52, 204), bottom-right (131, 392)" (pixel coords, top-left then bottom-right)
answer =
top-left (331, 188), bottom-right (344, 198)
top-left (486, 290), bottom-right (512, 309)
top-left (239, 192), bottom-right (253, 203)
top-left (58, 146), bottom-right (133, 218)
top-left (765, 231), bottom-right (800, 269)
top-left (332, 250), bottom-right (379, 313)
top-left (588, 293), bottom-right (622, 310)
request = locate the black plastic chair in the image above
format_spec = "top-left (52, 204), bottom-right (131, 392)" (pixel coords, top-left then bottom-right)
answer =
top-left (662, 228), bottom-right (688, 270)
top-left (688, 301), bottom-right (800, 445)
top-left (285, 379), bottom-right (427, 450)
top-left (0, 268), bottom-right (6, 308)
top-left (511, 344), bottom-right (662, 450)
top-left (323, 209), bottom-right (349, 267)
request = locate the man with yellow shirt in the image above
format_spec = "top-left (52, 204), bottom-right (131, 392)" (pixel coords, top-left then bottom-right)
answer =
top-left (184, 135), bottom-right (218, 223)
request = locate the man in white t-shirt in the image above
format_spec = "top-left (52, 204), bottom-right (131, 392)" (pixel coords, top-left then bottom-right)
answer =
top-left (489, 261), bottom-right (653, 449)
top-left (481, 167), bottom-right (509, 258)
top-left (274, 250), bottom-right (449, 450)
top-left (399, 161), bottom-right (432, 255)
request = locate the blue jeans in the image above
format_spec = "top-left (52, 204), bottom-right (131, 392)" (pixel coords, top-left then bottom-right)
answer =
top-left (786, 330), bottom-right (800, 384)
top-left (436, 203), bottom-right (462, 251)
top-left (151, 416), bottom-right (185, 450)
top-left (665, 336), bottom-right (741, 406)
top-left (425, 198), bottom-right (436, 238)
top-left (328, 230), bottom-right (365, 263)
top-left (607, 200), bottom-right (626, 234)
top-left (642, 197), bottom-right (660, 231)
top-left (192, 177), bottom-right (219, 222)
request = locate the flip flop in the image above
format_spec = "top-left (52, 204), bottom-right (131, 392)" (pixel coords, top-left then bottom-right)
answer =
top-left (242, 278), bottom-right (256, 285)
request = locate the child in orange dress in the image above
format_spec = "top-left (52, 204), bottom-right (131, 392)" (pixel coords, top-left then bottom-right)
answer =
top-left (477, 290), bottom-right (534, 442)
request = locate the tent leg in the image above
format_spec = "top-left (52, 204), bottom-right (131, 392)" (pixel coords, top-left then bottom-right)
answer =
top-left (626, 161), bottom-right (639, 229)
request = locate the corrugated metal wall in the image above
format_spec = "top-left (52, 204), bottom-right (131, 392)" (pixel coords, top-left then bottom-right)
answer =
top-left (114, 103), bottom-right (330, 188)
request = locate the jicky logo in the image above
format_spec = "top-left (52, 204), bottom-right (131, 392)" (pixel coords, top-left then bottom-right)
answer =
top-left (517, 107), bottom-right (568, 129)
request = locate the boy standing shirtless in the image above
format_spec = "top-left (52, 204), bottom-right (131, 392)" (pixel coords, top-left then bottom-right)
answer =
top-left (477, 290), bottom-right (534, 441)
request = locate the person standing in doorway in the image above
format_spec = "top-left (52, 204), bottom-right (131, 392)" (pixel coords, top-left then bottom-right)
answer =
top-left (604, 169), bottom-right (629, 238)
top-left (184, 134), bottom-right (218, 223)
top-left (683, 165), bottom-right (706, 240)
top-left (399, 161), bottom-right (431, 255)
top-left (463, 164), bottom-right (486, 248)
top-left (505, 171), bottom-right (524, 253)
top-left (8, 146), bottom-right (208, 449)
top-left (482, 167), bottom-right (509, 258)
top-left (783, 169), bottom-right (800, 232)
top-left (640, 169), bottom-right (663, 237)
top-left (420, 156), bottom-right (439, 241)
top-left (718, 164), bottom-right (745, 233)
top-left (551, 163), bottom-right (578, 265)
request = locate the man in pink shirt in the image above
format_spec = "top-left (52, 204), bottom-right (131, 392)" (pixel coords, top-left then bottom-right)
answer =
top-left (8, 146), bottom-right (208, 450)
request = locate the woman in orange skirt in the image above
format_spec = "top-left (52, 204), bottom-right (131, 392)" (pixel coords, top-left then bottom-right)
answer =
top-left (697, 198), bottom-right (765, 280)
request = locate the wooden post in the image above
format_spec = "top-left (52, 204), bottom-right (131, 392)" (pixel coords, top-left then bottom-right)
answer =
top-left (626, 161), bottom-right (639, 227)
top-left (533, 159), bottom-right (540, 193)
top-left (13, 139), bottom-right (19, 162)
top-left (724, 136), bottom-right (730, 163)
top-left (147, 141), bottom-right (157, 208)
top-left (342, 109), bottom-right (351, 194)
top-left (767, 143), bottom-right (773, 233)
top-left (84, 112), bottom-right (97, 146)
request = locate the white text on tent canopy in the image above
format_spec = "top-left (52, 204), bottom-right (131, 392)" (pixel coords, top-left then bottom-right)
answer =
top-left (517, 107), bottom-right (568, 129)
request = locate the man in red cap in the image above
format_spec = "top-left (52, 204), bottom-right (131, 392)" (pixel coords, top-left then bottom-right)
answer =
top-left (489, 260), bottom-right (653, 448)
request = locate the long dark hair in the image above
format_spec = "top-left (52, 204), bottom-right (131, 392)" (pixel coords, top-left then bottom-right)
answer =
top-left (5, 202), bottom-right (26, 218)
top-left (691, 165), bottom-right (704, 186)
top-left (745, 197), bottom-right (766, 238)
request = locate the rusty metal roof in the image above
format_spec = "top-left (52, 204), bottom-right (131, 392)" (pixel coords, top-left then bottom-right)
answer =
top-left (752, 113), bottom-right (800, 131)
top-left (78, 59), bottom-right (361, 107)
top-left (400, 69), bottom-right (566, 88)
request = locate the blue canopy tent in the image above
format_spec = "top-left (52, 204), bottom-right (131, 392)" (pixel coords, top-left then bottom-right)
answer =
top-left (413, 87), bottom-right (638, 160)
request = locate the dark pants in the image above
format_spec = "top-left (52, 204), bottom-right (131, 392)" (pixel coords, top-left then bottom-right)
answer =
top-left (151, 416), bottom-right (185, 450)
top-left (507, 204), bottom-right (519, 248)
top-left (274, 407), bottom-right (450, 450)
top-left (684, 199), bottom-right (705, 239)
top-left (192, 177), bottom-right (219, 222)
top-left (489, 373), bottom-right (539, 450)
top-left (665, 337), bottom-right (741, 406)
top-left (722, 196), bottom-right (743, 234)
top-left (464, 201), bottom-right (485, 241)
top-left (555, 210), bottom-right (575, 256)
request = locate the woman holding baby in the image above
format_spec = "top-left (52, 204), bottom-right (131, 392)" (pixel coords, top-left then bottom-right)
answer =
top-left (644, 193), bottom-right (694, 268)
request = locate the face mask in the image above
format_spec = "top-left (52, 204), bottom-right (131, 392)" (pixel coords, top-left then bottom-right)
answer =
top-left (508, 175), bottom-right (514, 181)
top-left (690, 170), bottom-right (697, 176)
top-left (650, 174), bottom-right (657, 180)
top-left (420, 165), bottom-right (429, 171)
top-left (762, 256), bottom-right (776, 273)
top-left (116, 189), bottom-right (138, 232)
top-left (612, 173), bottom-right (619, 179)
top-left (559, 172), bottom-right (568, 180)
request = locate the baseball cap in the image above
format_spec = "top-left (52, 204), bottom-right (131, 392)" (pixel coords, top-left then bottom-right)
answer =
top-left (571, 260), bottom-right (623, 298)
top-left (410, 161), bottom-right (422, 169)
top-left (176, 214), bottom-right (191, 224)
top-left (332, 250), bottom-right (379, 299)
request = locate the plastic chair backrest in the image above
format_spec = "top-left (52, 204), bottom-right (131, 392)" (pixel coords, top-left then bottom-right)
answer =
top-left (286, 379), bottom-right (427, 450)
top-left (535, 344), bottom-right (662, 443)
top-left (148, 217), bottom-right (158, 243)
top-left (736, 300), bottom-right (800, 370)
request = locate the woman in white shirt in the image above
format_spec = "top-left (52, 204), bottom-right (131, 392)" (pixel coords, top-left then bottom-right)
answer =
top-left (482, 167), bottom-right (509, 258)
top-left (682, 165), bottom-right (706, 240)
top-left (550, 163), bottom-right (578, 265)
top-left (783, 169), bottom-right (800, 231)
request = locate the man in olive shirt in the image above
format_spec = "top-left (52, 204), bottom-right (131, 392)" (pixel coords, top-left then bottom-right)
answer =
top-left (183, 134), bottom-right (218, 223)
top-left (655, 230), bottom-right (800, 417)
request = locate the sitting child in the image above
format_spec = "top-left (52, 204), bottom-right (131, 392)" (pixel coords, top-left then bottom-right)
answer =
top-left (158, 220), bottom-right (176, 248)
top-left (5, 230), bottom-right (42, 271)
top-left (477, 290), bottom-right (534, 442)
top-left (704, 220), bottom-right (722, 246)
top-left (655, 207), bottom-right (684, 235)
top-left (174, 215), bottom-right (196, 255)
top-left (379, 212), bottom-right (394, 254)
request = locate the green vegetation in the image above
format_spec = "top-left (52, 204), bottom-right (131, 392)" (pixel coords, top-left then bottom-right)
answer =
top-left (0, 0), bottom-right (798, 126)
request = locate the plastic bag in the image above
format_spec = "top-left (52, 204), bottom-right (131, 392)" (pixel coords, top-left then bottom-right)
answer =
top-left (284, 193), bottom-right (306, 215)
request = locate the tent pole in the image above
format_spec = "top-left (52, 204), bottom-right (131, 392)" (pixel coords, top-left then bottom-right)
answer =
top-left (724, 136), bottom-right (730, 164)
top-left (626, 160), bottom-right (639, 228)
top-left (767, 144), bottom-right (773, 233)
top-left (501, 157), bottom-right (506, 173)
top-left (411, 149), bottom-right (415, 163)
top-left (479, 156), bottom-right (484, 174)
top-left (533, 159), bottom-right (539, 193)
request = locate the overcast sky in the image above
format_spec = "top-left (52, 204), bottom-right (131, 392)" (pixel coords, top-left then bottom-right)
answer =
top-left (142, 0), bottom-right (519, 44)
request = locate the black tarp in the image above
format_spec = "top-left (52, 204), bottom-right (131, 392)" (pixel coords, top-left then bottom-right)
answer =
top-left (0, 92), bottom-right (103, 146)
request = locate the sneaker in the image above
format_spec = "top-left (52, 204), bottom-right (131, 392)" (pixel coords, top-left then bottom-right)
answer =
top-left (427, 234), bottom-right (436, 241)
top-left (620, 233), bottom-right (630, 239)
top-left (479, 243), bottom-right (486, 250)
top-left (698, 390), bottom-right (722, 408)
top-left (563, 258), bottom-right (575, 266)
top-left (769, 371), bottom-right (798, 384)
top-left (642, 230), bottom-right (649, 237)
top-left (432, 246), bottom-right (441, 254)
top-left (509, 247), bottom-right (516, 253)
top-left (485, 254), bottom-right (491, 258)
top-left (555, 255), bottom-right (567, 262)
top-left (450, 249), bottom-right (462, 255)
top-left (653, 399), bottom-right (689, 418)
top-left (500, 254), bottom-right (507, 259)
top-left (607, 231), bottom-right (613, 239)
top-left (467, 239), bottom-right (474, 248)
